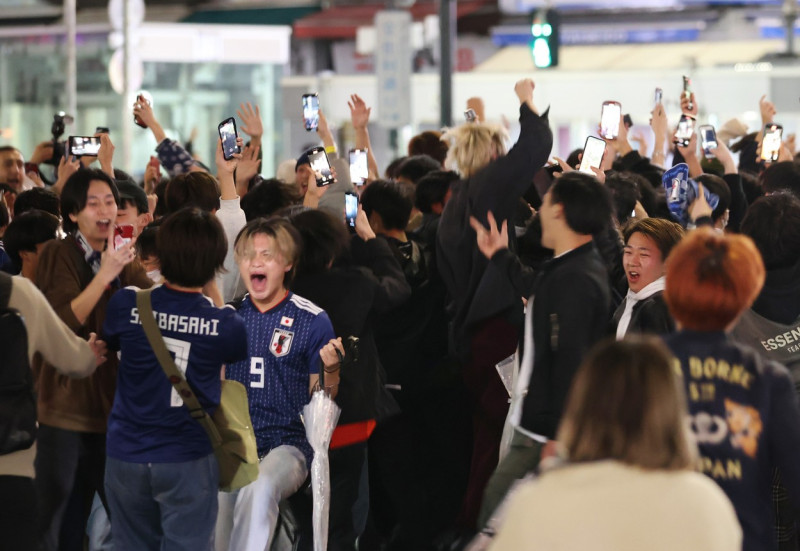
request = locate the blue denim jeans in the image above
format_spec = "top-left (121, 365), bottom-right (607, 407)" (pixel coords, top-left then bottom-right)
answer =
top-left (105, 454), bottom-right (219, 551)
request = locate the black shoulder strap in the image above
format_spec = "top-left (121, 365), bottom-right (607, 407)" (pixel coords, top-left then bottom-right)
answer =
top-left (0, 272), bottom-right (13, 310)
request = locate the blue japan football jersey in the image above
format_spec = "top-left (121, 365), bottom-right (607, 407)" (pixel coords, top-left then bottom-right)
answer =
top-left (226, 292), bottom-right (335, 464)
top-left (103, 285), bottom-right (248, 463)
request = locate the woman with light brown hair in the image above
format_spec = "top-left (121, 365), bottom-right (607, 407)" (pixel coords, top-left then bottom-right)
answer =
top-left (489, 337), bottom-right (741, 551)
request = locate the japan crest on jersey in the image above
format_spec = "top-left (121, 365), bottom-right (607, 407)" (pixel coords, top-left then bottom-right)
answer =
top-left (270, 328), bottom-right (294, 358)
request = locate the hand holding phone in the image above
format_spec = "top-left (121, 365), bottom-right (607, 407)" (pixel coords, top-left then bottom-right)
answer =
top-left (761, 123), bottom-right (783, 163)
top-left (699, 125), bottom-right (718, 158)
top-left (307, 146), bottom-right (335, 187)
top-left (579, 136), bottom-right (606, 175)
top-left (345, 191), bottom-right (359, 230)
top-left (68, 136), bottom-right (102, 157)
top-left (349, 149), bottom-right (368, 186)
top-left (114, 224), bottom-right (134, 251)
top-left (218, 117), bottom-right (241, 161)
top-left (303, 93), bottom-right (320, 132)
top-left (682, 76), bottom-right (696, 115)
top-left (600, 101), bottom-right (622, 140)
top-left (133, 91), bottom-right (153, 129)
top-left (673, 114), bottom-right (695, 147)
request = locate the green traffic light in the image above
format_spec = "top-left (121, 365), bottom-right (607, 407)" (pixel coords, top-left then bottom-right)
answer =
top-left (532, 37), bottom-right (552, 68)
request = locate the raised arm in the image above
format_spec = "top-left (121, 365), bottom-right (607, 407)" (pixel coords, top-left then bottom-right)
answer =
top-left (349, 94), bottom-right (380, 181)
top-left (469, 79), bottom-right (553, 224)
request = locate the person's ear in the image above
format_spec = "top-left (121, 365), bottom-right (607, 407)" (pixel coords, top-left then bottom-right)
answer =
top-left (137, 212), bottom-right (152, 229)
top-left (368, 211), bottom-right (383, 232)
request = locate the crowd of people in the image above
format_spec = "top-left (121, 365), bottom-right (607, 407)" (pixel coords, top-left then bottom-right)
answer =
top-left (0, 75), bottom-right (799, 551)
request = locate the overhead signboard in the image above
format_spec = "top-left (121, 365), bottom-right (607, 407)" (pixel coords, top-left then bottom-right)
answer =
top-left (375, 10), bottom-right (412, 128)
top-left (499, 0), bottom-right (778, 13)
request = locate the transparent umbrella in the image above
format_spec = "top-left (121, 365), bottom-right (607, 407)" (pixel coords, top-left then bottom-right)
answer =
top-left (303, 390), bottom-right (341, 551)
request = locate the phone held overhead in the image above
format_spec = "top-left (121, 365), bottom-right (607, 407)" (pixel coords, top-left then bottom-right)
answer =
top-left (218, 117), bottom-right (241, 161)
top-left (134, 91), bottom-right (153, 129)
top-left (674, 114), bottom-right (695, 148)
top-left (349, 149), bottom-right (368, 186)
top-left (699, 125), bottom-right (718, 158)
top-left (306, 146), bottom-right (334, 187)
top-left (68, 136), bottom-right (102, 157)
top-left (302, 93), bottom-right (320, 132)
top-left (600, 101), bottom-right (621, 140)
top-left (579, 136), bottom-right (605, 175)
top-left (345, 191), bottom-right (358, 230)
top-left (761, 123), bottom-right (783, 163)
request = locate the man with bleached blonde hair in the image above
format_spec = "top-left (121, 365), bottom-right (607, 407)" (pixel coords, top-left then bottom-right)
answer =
top-left (435, 78), bottom-right (553, 529)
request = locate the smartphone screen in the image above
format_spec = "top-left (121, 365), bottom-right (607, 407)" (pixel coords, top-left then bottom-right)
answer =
top-left (465, 109), bottom-right (477, 123)
top-left (114, 224), bottom-right (134, 250)
top-left (68, 136), bottom-right (102, 157)
top-left (579, 136), bottom-right (606, 175)
top-left (218, 117), bottom-right (240, 161)
top-left (345, 191), bottom-right (359, 229)
top-left (683, 76), bottom-right (693, 110)
top-left (674, 115), bottom-right (695, 147)
top-left (761, 124), bottom-right (783, 162)
top-left (349, 148), bottom-right (368, 186)
top-left (308, 147), bottom-right (334, 186)
top-left (303, 94), bottom-right (320, 132)
top-left (654, 87), bottom-right (663, 106)
top-left (699, 125), bottom-right (717, 157)
top-left (600, 101), bottom-right (621, 140)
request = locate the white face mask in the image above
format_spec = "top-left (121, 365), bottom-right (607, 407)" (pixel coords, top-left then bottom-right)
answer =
top-left (146, 269), bottom-right (162, 283)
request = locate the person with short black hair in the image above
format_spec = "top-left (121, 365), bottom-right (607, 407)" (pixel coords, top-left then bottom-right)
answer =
top-left (34, 168), bottom-right (151, 550)
top-left (2, 209), bottom-right (60, 279)
top-left (759, 160), bottom-right (800, 198)
top-left (115, 179), bottom-right (151, 237)
top-left (735, 192), bottom-right (800, 376)
top-left (604, 171), bottom-right (641, 226)
top-left (103, 207), bottom-right (248, 550)
top-left (13, 187), bottom-right (60, 218)
top-left (474, 171), bottom-right (613, 526)
top-left (135, 223), bottom-right (162, 284)
top-left (360, 180), bottom-right (413, 234)
top-left (163, 139), bottom-right (247, 304)
top-left (412, 170), bottom-right (457, 250)
top-left (407, 130), bottom-right (448, 166)
top-left (612, 217), bottom-right (684, 338)
top-left (240, 178), bottom-right (300, 221)
top-left (395, 155), bottom-right (441, 187)
top-left (696, 174), bottom-right (732, 231)
top-left (165, 172), bottom-right (221, 214)
top-left (290, 208), bottom-right (411, 550)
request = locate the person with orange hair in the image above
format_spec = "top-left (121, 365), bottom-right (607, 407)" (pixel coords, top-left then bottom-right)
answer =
top-left (663, 228), bottom-right (800, 551)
